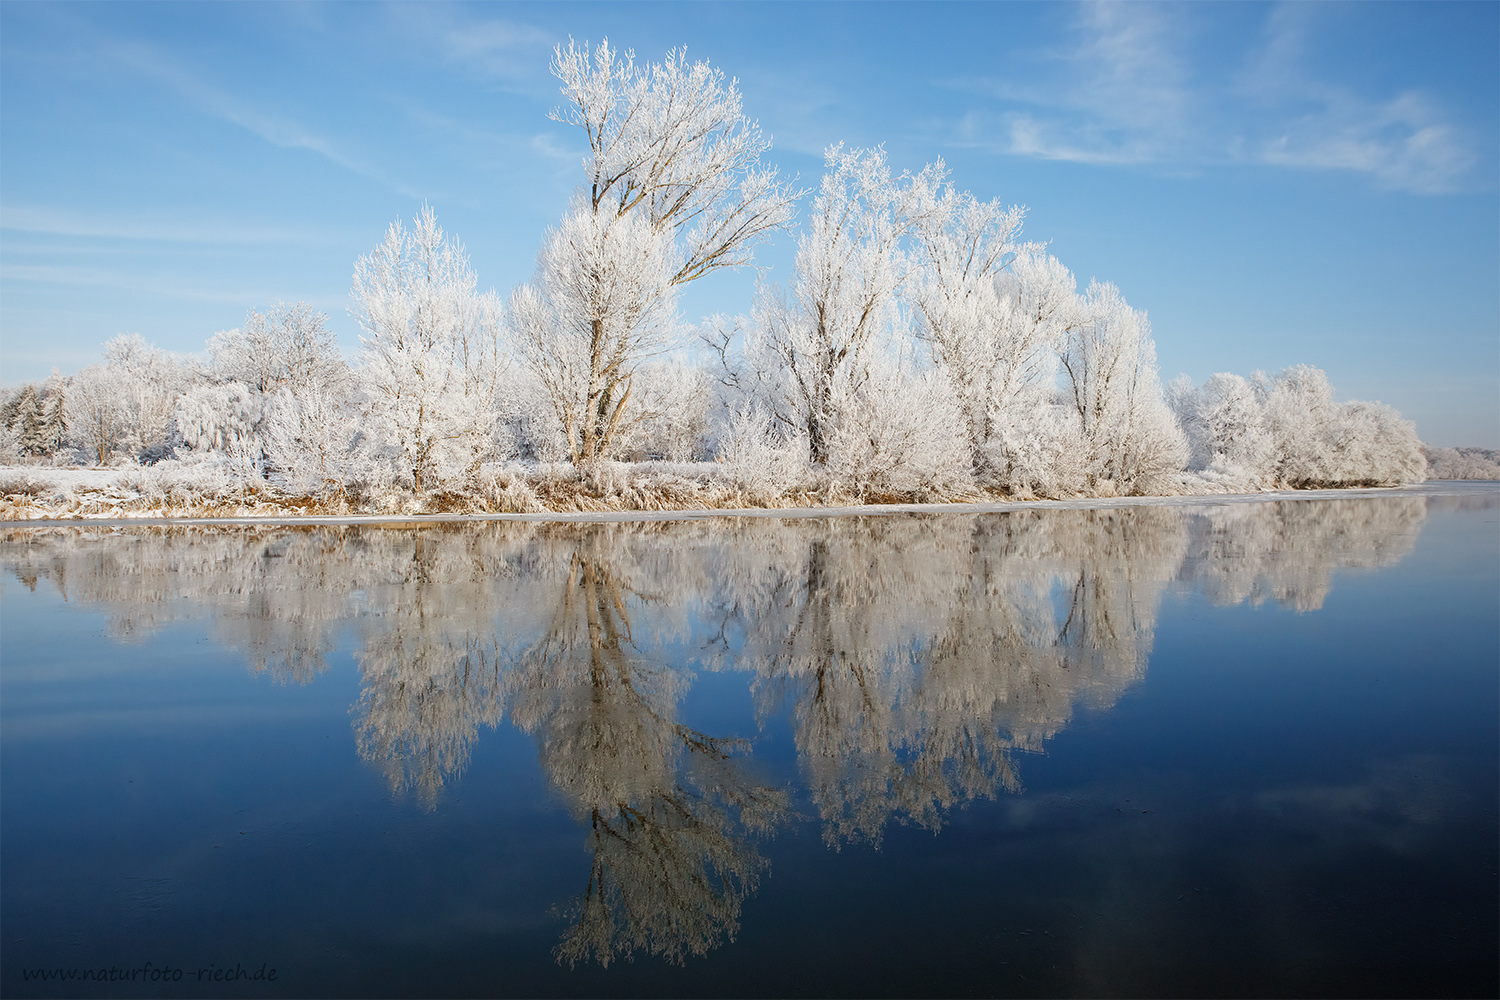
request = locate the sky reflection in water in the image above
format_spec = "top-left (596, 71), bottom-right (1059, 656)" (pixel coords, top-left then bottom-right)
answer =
top-left (2, 486), bottom-right (1496, 998)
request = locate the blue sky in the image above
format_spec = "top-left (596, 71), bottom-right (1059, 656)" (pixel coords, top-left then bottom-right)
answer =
top-left (2, 1), bottom-right (1495, 446)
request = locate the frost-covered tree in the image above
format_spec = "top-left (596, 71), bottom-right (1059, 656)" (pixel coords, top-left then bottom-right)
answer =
top-left (511, 200), bottom-right (679, 464)
top-left (1172, 364), bottom-right (1424, 489)
top-left (65, 363), bottom-right (132, 464)
top-left (353, 206), bottom-right (504, 491)
top-left (1259, 364), bottom-right (1355, 487)
top-left (909, 186), bottom-right (1027, 469)
top-left (749, 145), bottom-right (943, 468)
top-left (208, 302), bottom-right (347, 396)
top-left (1170, 371), bottom-right (1274, 486)
top-left (100, 333), bottom-right (193, 461)
top-left (913, 224), bottom-right (1080, 488)
top-left (1328, 399), bottom-right (1426, 486)
top-left (513, 39), bottom-right (797, 466)
top-left (201, 302), bottom-right (360, 490)
top-left (1059, 282), bottom-right (1186, 493)
top-left (1423, 447), bottom-right (1500, 481)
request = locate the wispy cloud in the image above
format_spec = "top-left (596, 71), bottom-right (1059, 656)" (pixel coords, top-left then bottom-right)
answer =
top-left (0, 204), bottom-right (337, 246)
top-left (382, 4), bottom-right (553, 86)
top-left (1258, 92), bottom-right (1475, 194)
top-left (945, 0), bottom-right (1480, 194)
top-left (949, 2), bottom-right (1198, 166)
top-left (98, 35), bottom-right (427, 199)
top-left (0, 263), bottom-right (272, 305)
top-left (1238, 4), bottom-right (1477, 194)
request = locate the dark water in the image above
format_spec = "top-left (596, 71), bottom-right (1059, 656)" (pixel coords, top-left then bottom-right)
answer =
top-left (2, 485), bottom-right (1496, 998)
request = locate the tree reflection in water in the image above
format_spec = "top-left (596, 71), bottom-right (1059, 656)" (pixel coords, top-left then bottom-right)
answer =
top-left (0, 495), bottom-right (1430, 965)
top-left (504, 530), bottom-right (787, 966)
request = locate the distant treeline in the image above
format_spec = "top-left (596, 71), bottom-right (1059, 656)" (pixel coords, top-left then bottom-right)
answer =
top-left (1422, 447), bottom-right (1500, 481)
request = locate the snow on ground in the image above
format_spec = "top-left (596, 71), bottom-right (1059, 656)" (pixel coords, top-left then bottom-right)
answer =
top-left (0, 466), bottom-right (1489, 528)
top-left (0, 467), bottom-right (131, 491)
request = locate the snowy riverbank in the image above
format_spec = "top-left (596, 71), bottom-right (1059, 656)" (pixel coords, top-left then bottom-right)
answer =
top-left (1, 464), bottom-right (1487, 526)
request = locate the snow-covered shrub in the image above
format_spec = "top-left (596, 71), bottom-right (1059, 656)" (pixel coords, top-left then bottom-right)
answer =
top-left (263, 386), bottom-right (368, 494)
top-left (717, 404), bottom-right (807, 500)
top-left (624, 360), bottom-right (716, 461)
top-left (822, 358), bottom-right (970, 497)
top-left (988, 400), bottom-right (1090, 497)
top-left (174, 381), bottom-right (264, 477)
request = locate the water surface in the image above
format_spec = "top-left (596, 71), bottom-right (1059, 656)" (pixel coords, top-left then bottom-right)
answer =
top-left (3, 485), bottom-right (1496, 997)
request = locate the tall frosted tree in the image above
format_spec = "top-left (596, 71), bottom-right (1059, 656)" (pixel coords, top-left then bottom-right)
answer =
top-left (511, 39), bottom-right (797, 466)
top-left (749, 145), bottom-right (943, 467)
top-left (1059, 282), bottom-right (1186, 494)
top-left (910, 185), bottom-right (1080, 488)
top-left (353, 206), bottom-right (503, 491)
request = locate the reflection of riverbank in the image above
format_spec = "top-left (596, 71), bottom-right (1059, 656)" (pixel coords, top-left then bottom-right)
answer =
top-left (0, 492), bottom-right (1439, 965)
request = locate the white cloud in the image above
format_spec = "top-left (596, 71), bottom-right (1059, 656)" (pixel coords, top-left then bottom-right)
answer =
top-left (1239, 7), bottom-right (1477, 194)
top-left (948, 2), bottom-right (1198, 166)
top-left (945, 0), bottom-right (1480, 194)
top-left (1259, 93), bottom-right (1476, 194)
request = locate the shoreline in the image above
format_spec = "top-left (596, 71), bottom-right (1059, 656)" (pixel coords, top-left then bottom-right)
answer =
top-left (4, 482), bottom-right (1490, 529)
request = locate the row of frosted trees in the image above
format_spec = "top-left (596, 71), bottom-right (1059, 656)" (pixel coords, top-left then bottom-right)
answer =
top-left (1, 41), bottom-right (1426, 501)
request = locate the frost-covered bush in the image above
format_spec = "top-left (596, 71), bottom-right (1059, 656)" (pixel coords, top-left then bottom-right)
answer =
top-left (821, 358), bottom-right (970, 497)
top-left (988, 400), bottom-right (1090, 497)
top-left (175, 381), bottom-right (265, 477)
top-left (263, 386), bottom-right (370, 494)
top-left (624, 360), bottom-right (716, 462)
top-left (716, 405), bottom-right (808, 500)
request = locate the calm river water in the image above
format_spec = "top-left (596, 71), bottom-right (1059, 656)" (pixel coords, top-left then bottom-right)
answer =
top-left (2, 485), bottom-right (1496, 998)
